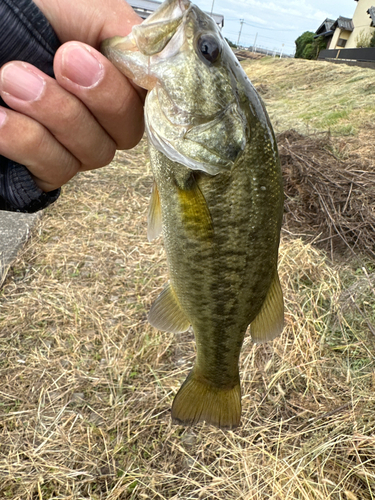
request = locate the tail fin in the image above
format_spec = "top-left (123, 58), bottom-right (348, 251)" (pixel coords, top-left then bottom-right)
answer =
top-left (171, 369), bottom-right (241, 429)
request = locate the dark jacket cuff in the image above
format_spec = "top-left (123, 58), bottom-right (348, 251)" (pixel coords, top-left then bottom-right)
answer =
top-left (0, 157), bottom-right (60, 213)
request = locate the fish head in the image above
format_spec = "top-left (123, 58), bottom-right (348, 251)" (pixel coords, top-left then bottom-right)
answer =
top-left (101, 0), bottom-right (248, 175)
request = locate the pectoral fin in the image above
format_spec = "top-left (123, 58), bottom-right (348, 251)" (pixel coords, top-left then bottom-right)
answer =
top-left (148, 283), bottom-right (190, 333)
top-left (177, 177), bottom-right (214, 240)
top-left (147, 181), bottom-right (162, 241)
top-left (250, 271), bottom-right (284, 343)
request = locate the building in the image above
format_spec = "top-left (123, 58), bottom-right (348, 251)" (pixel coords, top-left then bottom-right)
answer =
top-left (315, 18), bottom-right (335, 49)
top-left (127, 0), bottom-right (224, 28)
top-left (330, 16), bottom-right (354, 49)
top-left (316, 0), bottom-right (375, 49)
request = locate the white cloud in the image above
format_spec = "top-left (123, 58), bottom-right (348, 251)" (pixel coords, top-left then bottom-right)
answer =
top-left (221, 7), bottom-right (267, 25)
top-left (198, 0), bottom-right (356, 53)
top-left (223, 0), bottom-right (340, 22)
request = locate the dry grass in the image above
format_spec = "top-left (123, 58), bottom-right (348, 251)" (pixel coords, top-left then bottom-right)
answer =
top-left (243, 57), bottom-right (375, 136)
top-left (278, 129), bottom-right (375, 259)
top-left (1, 136), bottom-right (375, 499)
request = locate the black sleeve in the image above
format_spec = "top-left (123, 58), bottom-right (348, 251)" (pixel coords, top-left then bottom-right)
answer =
top-left (0, 0), bottom-right (61, 212)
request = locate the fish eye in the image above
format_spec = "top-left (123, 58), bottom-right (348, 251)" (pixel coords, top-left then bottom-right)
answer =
top-left (197, 35), bottom-right (220, 64)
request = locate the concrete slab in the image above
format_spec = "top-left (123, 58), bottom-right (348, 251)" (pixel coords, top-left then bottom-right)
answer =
top-left (0, 210), bottom-right (40, 287)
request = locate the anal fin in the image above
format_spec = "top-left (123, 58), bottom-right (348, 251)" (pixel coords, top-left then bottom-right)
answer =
top-left (250, 271), bottom-right (284, 343)
top-left (147, 181), bottom-right (162, 242)
top-left (148, 283), bottom-right (190, 333)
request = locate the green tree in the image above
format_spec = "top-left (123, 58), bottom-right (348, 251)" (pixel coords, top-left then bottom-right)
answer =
top-left (370, 30), bottom-right (375, 47)
top-left (313, 36), bottom-right (327, 58)
top-left (225, 37), bottom-right (237, 49)
top-left (295, 31), bottom-right (327, 60)
top-left (295, 31), bottom-right (315, 59)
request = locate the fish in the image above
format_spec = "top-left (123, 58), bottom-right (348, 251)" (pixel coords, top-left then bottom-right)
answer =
top-left (101, 0), bottom-right (284, 429)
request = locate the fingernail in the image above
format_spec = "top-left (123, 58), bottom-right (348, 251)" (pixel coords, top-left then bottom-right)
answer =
top-left (0, 108), bottom-right (7, 127)
top-left (62, 45), bottom-right (104, 87)
top-left (1, 63), bottom-right (45, 101)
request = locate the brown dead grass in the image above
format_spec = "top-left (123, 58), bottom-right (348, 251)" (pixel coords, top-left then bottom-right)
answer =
top-left (1, 138), bottom-right (375, 499)
top-left (278, 129), bottom-right (375, 260)
top-left (234, 50), bottom-right (265, 61)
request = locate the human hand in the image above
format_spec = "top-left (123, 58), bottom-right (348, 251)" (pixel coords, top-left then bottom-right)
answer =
top-left (0, 0), bottom-right (145, 192)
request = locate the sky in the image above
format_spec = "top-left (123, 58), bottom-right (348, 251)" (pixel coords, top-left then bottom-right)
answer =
top-left (195, 0), bottom-right (357, 55)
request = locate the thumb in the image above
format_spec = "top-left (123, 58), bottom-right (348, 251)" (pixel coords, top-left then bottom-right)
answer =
top-left (32, 0), bottom-right (142, 47)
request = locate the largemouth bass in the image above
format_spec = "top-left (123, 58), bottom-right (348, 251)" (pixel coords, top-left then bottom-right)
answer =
top-left (101, 0), bottom-right (284, 429)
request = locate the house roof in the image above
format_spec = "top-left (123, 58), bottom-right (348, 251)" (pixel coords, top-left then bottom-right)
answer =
top-left (368, 6), bottom-right (375, 26)
top-left (127, 0), bottom-right (224, 27)
top-left (331, 16), bottom-right (354, 32)
top-left (315, 18), bottom-right (335, 36)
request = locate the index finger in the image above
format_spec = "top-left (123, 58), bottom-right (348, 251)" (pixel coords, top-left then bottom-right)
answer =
top-left (54, 42), bottom-right (146, 150)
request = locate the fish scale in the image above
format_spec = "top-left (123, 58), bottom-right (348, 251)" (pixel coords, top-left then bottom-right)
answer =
top-left (101, 0), bottom-right (284, 428)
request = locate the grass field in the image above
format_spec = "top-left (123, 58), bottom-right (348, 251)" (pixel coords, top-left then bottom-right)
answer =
top-left (242, 57), bottom-right (375, 136)
top-left (1, 58), bottom-right (375, 499)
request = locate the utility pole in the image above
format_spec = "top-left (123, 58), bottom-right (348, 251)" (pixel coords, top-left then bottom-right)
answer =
top-left (210, 0), bottom-right (215, 15)
top-left (237, 19), bottom-right (244, 47)
top-left (253, 32), bottom-right (258, 52)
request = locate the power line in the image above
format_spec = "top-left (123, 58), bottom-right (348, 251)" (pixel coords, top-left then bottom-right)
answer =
top-left (224, 30), bottom-right (295, 47)
top-left (243, 20), bottom-right (296, 32)
top-left (225, 17), bottom-right (297, 32)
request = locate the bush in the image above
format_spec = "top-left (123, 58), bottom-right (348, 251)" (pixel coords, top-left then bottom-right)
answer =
top-left (356, 29), bottom-right (373, 48)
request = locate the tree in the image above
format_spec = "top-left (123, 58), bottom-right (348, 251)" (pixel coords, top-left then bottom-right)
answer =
top-left (295, 31), bottom-right (327, 60)
top-left (295, 31), bottom-right (315, 59)
top-left (313, 36), bottom-right (328, 58)
top-left (225, 38), bottom-right (237, 49)
top-left (370, 30), bottom-right (375, 47)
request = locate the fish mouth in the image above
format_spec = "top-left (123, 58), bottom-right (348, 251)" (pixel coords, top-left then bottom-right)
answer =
top-left (101, 0), bottom-right (190, 57)
top-left (100, 0), bottom-right (247, 174)
top-left (141, 0), bottom-right (190, 29)
top-left (100, 0), bottom-right (194, 89)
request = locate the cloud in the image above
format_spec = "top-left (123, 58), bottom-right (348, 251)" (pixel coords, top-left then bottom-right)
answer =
top-left (199, 0), bottom-right (356, 53)
top-left (221, 7), bottom-right (267, 25)
top-left (224, 0), bottom-right (333, 22)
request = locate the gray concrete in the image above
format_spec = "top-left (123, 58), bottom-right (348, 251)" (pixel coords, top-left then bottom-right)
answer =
top-left (0, 210), bottom-right (40, 287)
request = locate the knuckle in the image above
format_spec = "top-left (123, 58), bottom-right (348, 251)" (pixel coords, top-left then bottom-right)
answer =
top-left (81, 138), bottom-right (116, 170)
top-left (23, 122), bottom-right (50, 154)
top-left (97, 140), bottom-right (116, 167)
top-left (56, 95), bottom-right (87, 128)
top-left (27, 130), bottom-right (79, 186)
